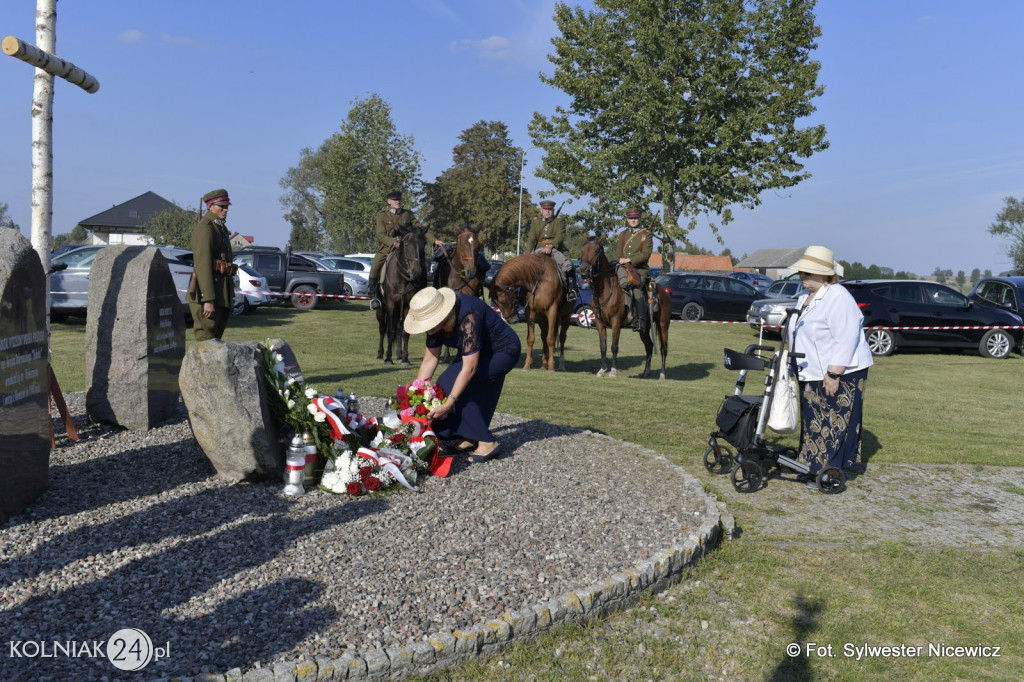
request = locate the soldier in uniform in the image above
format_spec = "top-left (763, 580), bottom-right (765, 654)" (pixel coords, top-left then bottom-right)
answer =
top-left (525, 199), bottom-right (581, 302)
top-left (187, 189), bottom-right (236, 341)
top-left (616, 208), bottom-right (653, 331)
top-left (368, 190), bottom-right (441, 310)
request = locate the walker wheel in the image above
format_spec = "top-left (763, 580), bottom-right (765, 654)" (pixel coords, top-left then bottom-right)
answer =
top-left (817, 467), bottom-right (846, 494)
top-left (702, 445), bottom-right (733, 474)
top-left (730, 460), bottom-right (763, 493)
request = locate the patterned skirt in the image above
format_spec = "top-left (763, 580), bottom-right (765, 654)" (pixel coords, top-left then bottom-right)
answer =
top-left (798, 368), bottom-right (869, 473)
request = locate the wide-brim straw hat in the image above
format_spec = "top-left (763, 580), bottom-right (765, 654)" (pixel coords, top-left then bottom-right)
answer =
top-left (404, 287), bottom-right (456, 334)
top-left (791, 245), bottom-right (843, 277)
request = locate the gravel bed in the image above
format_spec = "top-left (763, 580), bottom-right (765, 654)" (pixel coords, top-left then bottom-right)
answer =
top-left (1, 394), bottom-right (714, 680)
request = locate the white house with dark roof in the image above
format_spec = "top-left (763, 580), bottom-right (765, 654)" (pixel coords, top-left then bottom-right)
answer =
top-left (734, 247), bottom-right (809, 280)
top-left (76, 191), bottom-right (180, 245)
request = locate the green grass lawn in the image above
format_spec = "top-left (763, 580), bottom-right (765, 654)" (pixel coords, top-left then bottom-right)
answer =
top-left (49, 301), bottom-right (1024, 680)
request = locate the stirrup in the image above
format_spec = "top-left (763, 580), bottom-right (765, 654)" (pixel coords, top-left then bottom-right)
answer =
top-left (566, 289), bottom-right (578, 302)
top-left (370, 298), bottom-right (381, 310)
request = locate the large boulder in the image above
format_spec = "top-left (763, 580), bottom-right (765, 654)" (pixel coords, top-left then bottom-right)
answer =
top-left (180, 340), bottom-right (284, 481)
top-left (0, 231), bottom-right (50, 524)
top-left (85, 246), bottom-right (186, 430)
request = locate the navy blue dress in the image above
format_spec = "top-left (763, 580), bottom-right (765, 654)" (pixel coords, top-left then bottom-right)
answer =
top-left (426, 294), bottom-right (521, 442)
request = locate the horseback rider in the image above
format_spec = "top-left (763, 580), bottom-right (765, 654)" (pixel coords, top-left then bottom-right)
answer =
top-left (525, 200), bottom-right (582, 303)
top-left (368, 190), bottom-right (442, 310)
top-left (432, 225), bottom-right (491, 290)
top-left (615, 208), bottom-right (653, 331)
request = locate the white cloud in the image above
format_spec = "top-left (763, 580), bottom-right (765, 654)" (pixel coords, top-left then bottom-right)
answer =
top-left (117, 29), bottom-right (145, 45)
top-left (450, 36), bottom-right (520, 63)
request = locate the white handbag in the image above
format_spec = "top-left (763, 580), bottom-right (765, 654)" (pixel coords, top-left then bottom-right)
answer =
top-left (767, 349), bottom-right (799, 434)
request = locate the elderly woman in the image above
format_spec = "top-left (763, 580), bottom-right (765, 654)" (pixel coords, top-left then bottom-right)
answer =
top-left (405, 287), bottom-right (521, 463)
top-left (787, 246), bottom-right (874, 490)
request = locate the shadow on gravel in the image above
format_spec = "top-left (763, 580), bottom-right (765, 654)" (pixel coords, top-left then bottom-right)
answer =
top-left (2, 493), bottom-right (387, 679)
top-left (30, 433), bottom-right (215, 523)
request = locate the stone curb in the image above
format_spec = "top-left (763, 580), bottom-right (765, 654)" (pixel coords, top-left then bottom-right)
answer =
top-left (184, 434), bottom-right (732, 682)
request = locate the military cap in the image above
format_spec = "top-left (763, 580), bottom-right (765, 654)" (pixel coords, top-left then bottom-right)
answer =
top-left (625, 209), bottom-right (642, 219)
top-left (386, 191), bottom-right (402, 200)
top-left (539, 200), bottom-right (556, 209)
top-left (202, 189), bottom-right (231, 207)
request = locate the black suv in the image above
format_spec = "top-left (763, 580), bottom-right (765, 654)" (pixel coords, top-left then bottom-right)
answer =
top-left (969, 276), bottom-right (1024, 318)
top-left (844, 279), bottom-right (1023, 359)
top-left (655, 272), bottom-right (759, 321)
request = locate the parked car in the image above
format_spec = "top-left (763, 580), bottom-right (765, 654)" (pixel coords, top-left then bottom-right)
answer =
top-left (746, 279), bottom-right (804, 331)
top-left (655, 272), bottom-right (759, 321)
top-left (301, 254), bottom-right (370, 297)
top-left (50, 244), bottom-right (194, 319)
top-left (232, 263), bottom-right (270, 315)
top-left (232, 248), bottom-right (346, 309)
top-left (845, 279), bottom-right (1023, 359)
top-left (729, 271), bottom-right (774, 292)
top-left (969, 276), bottom-right (1024, 318)
top-left (484, 260), bottom-right (504, 285)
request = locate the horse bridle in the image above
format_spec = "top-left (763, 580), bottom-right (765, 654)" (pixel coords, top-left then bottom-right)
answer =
top-left (578, 242), bottom-right (617, 315)
top-left (438, 233), bottom-right (479, 293)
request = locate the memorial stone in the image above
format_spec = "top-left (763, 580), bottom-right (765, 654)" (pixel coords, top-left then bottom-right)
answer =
top-left (179, 340), bottom-right (286, 481)
top-left (85, 246), bottom-right (186, 430)
top-left (0, 231), bottom-right (50, 524)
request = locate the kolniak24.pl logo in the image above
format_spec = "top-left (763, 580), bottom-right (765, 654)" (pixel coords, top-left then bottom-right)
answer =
top-left (8, 629), bottom-right (169, 671)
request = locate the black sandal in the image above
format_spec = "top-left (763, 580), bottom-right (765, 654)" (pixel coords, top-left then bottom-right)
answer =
top-left (466, 444), bottom-right (503, 463)
top-left (449, 440), bottom-right (477, 454)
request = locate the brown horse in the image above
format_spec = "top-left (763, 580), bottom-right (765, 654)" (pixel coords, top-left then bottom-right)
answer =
top-left (376, 225), bottom-right (427, 365)
top-left (577, 235), bottom-right (671, 379)
top-left (489, 253), bottom-right (572, 371)
top-left (443, 227), bottom-right (485, 296)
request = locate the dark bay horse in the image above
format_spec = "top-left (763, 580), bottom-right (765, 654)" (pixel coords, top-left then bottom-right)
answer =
top-left (441, 227), bottom-right (485, 297)
top-left (376, 225), bottom-right (427, 365)
top-left (437, 227), bottom-right (485, 363)
top-left (577, 236), bottom-right (670, 379)
top-left (489, 253), bottom-right (571, 371)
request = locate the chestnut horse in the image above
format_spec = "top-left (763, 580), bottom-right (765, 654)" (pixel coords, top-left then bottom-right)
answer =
top-left (489, 253), bottom-right (571, 371)
top-left (577, 235), bottom-right (671, 379)
top-left (376, 225), bottom-right (427, 365)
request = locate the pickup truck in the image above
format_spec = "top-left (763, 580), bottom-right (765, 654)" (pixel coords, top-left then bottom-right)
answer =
top-left (233, 248), bottom-right (347, 310)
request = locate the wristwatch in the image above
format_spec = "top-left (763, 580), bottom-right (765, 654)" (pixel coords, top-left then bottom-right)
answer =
top-left (826, 371), bottom-right (842, 380)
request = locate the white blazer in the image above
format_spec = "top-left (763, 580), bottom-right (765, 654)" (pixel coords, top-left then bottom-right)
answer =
top-left (787, 283), bottom-right (874, 381)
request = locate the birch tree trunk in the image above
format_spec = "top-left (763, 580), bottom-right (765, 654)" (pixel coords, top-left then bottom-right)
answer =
top-left (31, 0), bottom-right (56, 282)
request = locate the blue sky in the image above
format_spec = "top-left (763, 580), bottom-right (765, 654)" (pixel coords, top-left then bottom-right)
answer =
top-left (2, 0), bottom-right (1023, 276)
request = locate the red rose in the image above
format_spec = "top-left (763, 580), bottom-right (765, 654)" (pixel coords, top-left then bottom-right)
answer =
top-left (433, 384), bottom-right (445, 400)
top-left (358, 466), bottom-right (372, 479)
top-left (390, 433), bottom-right (406, 444)
top-left (396, 385), bottom-right (411, 409)
top-left (365, 476), bottom-right (382, 491)
top-left (415, 404), bottom-right (428, 416)
top-left (346, 481), bottom-right (363, 496)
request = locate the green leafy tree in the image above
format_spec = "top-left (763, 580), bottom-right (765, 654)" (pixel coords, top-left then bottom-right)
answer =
top-left (279, 94), bottom-right (423, 254)
top-left (0, 202), bottom-right (18, 231)
top-left (423, 121), bottom-right (532, 256)
top-left (955, 270), bottom-right (966, 290)
top-left (286, 208), bottom-right (323, 251)
top-left (988, 196), bottom-right (1024, 273)
top-left (528, 0), bottom-right (828, 272)
top-left (984, 268), bottom-right (992, 278)
top-left (971, 267), bottom-right (981, 283)
top-left (148, 206), bottom-right (197, 248)
top-left (932, 266), bottom-right (947, 284)
top-left (53, 225), bottom-right (89, 248)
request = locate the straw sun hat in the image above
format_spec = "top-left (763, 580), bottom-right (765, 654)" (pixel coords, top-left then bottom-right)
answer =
top-left (791, 245), bottom-right (844, 278)
top-left (404, 287), bottom-right (457, 334)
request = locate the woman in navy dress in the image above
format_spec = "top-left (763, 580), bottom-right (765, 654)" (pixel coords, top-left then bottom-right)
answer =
top-left (405, 287), bottom-right (521, 462)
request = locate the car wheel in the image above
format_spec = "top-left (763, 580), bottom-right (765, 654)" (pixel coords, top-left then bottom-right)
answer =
top-left (979, 329), bottom-right (1013, 359)
top-left (576, 304), bottom-right (595, 328)
top-left (290, 285), bottom-right (319, 310)
top-left (341, 282), bottom-right (353, 297)
top-left (232, 297), bottom-right (249, 316)
top-left (865, 328), bottom-right (895, 356)
top-left (682, 301), bottom-right (703, 321)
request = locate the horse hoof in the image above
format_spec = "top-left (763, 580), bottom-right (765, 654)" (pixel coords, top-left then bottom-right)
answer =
top-left (608, 369), bottom-right (617, 378)
top-left (383, 359), bottom-right (394, 365)
top-left (659, 372), bottom-right (666, 380)
top-left (596, 369), bottom-right (606, 377)
top-left (401, 360), bottom-right (411, 367)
